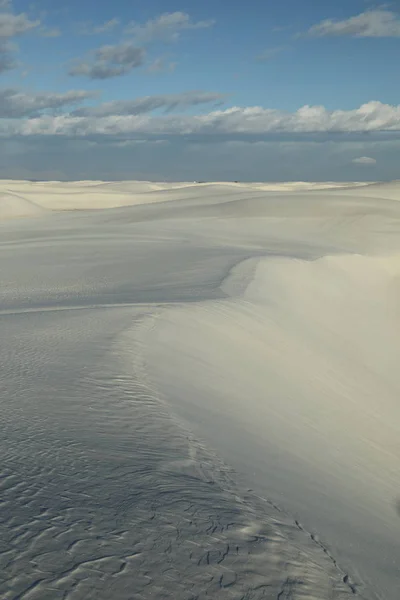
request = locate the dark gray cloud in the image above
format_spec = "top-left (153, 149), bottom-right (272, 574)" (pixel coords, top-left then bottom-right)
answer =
top-left (0, 41), bottom-right (15, 72)
top-left (69, 42), bottom-right (145, 79)
top-left (2, 136), bottom-right (398, 183)
top-left (72, 91), bottom-right (226, 117)
top-left (0, 88), bottom-right (97, 118)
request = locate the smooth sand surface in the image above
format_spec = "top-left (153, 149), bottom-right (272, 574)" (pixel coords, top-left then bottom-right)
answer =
top-left (1, 178), bottom-right (399, 599)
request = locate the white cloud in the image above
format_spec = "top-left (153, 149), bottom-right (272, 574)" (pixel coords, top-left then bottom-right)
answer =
top-left (0, 1), bottom-right (41, 72)
top-left (0, 11), bottom-right (39, 38)
top-left (147, 57), bottom-right (177, 73)
top-left (126, 11), bottom-right (215, 43)
top-left (3, 100), bottom-right (400, 140)
top-left (72, 91), bottom-right (226, 117)
top-left (0, 88), bottom-right (97, 118)
top-left (256, 46), bottom-right (287, 62)
top-left (69, 12), bottom-right (213, 79)
top-left (95, 43), bottom-right (143, 64)
top-left (352, 156), bottom-right (377, 165)
top-left (78, 18), bottom-right (120, 35)
top-left (306, 9), bottom-right (400, 38)
top-left (69, 42), bottom-right (145, 79)
top-left (103, 139), bottom-right (168, 147)
top-left (39, 26), bottom-right (61, 38)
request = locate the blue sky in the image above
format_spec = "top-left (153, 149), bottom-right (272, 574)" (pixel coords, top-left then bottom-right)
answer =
top-left (1, 0), bottom-right (400, 180)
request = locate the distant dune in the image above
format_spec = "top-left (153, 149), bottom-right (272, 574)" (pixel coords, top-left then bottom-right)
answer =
top-left (0, 178), bottom-right (376, 219)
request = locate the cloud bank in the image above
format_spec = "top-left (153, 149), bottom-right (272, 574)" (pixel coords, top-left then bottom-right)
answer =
top-left (4, 100), bottom-right (400, 139)
top-left (71, 92), bottom-right (226, 117)
top-left (0, 88), bottom-right (98, 118)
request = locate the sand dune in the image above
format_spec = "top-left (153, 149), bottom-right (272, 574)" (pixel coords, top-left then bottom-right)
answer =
top-left (0, 178), bottom-right (375, 219)
top-left (1, 177), bottom-right (400, 599)
top-left (327, 180), bottom-right (400, 201)
top-left (0, 179), bottom-right (189, 214)
top-left (0, 191), bottom-right (46, 220)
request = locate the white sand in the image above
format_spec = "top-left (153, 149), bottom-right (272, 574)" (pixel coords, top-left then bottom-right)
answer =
top-left (1, 177), bottom-right (400, 599)
top-left (0, 191), bottom-right (47, 219)
top-left (0, 178), bottom-right (372, 217)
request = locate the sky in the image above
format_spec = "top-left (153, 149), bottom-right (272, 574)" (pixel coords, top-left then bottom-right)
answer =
top-left (1, 0), bottom-right (400, 181)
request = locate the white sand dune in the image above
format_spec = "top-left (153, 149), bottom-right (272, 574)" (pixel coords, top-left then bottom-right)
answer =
top-left (144, 252), bottom-right (400, 597)
top-left (0, 179), bottom-right (194, 213)
top-left (0, 191), bottom-right (46, 220)
top-left (327, 180), bottom-right (400, 201)
top-left (1, 177), bottom-right (400, 600)
top-left (0, 178), bottom-right (374, 219)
